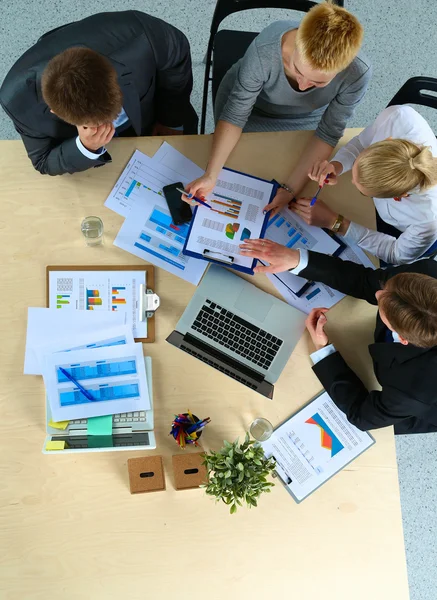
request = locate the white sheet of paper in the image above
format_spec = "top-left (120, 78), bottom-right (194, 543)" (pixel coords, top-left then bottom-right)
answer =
top-left (104, 148), bottom-right (204, 217)
top-left (48, 270), bottom-right (146, 339)
top-left (266, 238), bottom-right (376, 314)
top-left (43, 343), bottom-right (150, 421)
top-left (24, 308), bottom-right (126, 375)
top-left (36, 324), bottom-right (135, 372)
top-left (114, 188), bottom-right (207, 285)
top-left (153, 141), bottom-right (205, 182)
top-left (261, 391), bottom-right (375, 503)
top-left (185, 168), bottom-right (274, 268)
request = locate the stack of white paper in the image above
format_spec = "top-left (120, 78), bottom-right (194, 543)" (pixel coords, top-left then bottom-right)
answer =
top-left (24, 308), bottom-right (150, 422)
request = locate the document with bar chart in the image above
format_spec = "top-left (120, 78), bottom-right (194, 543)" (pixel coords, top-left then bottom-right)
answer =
top-left (114, 188), bottom-right (208, 285)
top-left (43, 343), bottom-right (150, 421)
top-left (48, 270), bottom-right (147, 338)
top-left (184, 168), bottom-right (275, 272)
top-left (261, 391), bottom-right (375, 503)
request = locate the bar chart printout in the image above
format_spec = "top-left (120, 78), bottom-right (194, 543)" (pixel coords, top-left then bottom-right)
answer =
top-left (48, 271), bottom-right (147, 338)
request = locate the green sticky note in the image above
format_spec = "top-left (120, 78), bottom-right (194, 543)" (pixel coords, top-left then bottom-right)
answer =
top-left (87, 415), bottom-right (113, 436)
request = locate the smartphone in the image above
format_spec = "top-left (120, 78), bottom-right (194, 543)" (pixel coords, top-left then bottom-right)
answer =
top-left (162, 182), bottom-right (193, 225)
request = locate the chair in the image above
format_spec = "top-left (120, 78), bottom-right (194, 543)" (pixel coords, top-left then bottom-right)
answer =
top-left (387, 77), bottom-right (437, 109)
top-left (200, 0), bottom-right (344, 133)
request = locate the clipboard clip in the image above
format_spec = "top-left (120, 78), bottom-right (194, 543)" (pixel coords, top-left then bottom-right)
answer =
top-left (203, 249), bottom-right (234, 265)
top-left (139, 284), bottom-right (160, 321)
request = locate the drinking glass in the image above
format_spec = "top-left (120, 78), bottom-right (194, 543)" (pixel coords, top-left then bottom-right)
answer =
top-left (249, 418), bottom-right (273, 442)
top-left (81, 216), bottom-right (104, 246)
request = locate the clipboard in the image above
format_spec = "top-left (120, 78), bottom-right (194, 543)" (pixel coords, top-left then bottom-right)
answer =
top-left (182, 168), bottom-right (278, 275)
top-left (46, 265), bottom-right (156, 343)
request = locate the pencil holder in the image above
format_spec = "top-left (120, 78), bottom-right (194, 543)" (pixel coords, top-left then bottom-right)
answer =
top-left (170, 411), bottom-right (210, 449)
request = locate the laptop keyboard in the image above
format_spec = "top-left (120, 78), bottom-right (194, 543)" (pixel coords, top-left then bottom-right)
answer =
top-left (191, 299), bottom-right (283, 370)
top-left (70, 411), bottom-right (147, 426)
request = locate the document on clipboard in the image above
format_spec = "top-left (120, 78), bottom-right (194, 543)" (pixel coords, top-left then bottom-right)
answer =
top-left (183, 168), bottom-right (276, 274)
top-left (261, 391), bottom-right (375, 503)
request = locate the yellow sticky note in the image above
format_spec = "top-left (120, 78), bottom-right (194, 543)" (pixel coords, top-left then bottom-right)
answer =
top-left (45, 440), bottom-right (67, 451)
top-left (49, 419), bottom-right (69, 430)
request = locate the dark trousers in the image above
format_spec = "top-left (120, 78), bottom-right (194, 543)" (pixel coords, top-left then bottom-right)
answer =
top-left (394, 418), bottom-right (437, 435)
top-left (117, 103), bottom-right (199, 138)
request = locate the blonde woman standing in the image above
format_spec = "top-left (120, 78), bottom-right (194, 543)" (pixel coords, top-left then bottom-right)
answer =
top-left (293, 105), bottom-right (437, 264)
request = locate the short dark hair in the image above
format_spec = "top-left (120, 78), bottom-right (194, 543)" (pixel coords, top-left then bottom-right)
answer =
top-left (379, 273), bottom-right (437, 348)
top-left (41, 47), bottom-right (123, 125)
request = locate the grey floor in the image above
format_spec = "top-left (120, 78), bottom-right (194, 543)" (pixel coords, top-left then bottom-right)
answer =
top-left (1, 1), bottom-right (436, 598)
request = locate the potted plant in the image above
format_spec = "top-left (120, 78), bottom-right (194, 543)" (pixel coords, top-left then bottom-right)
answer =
top-left (202, 433), bottom-right (276, 514)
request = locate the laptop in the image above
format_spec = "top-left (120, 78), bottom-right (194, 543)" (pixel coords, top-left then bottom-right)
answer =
top-left (43, 357), bottom-right (156, 453)
top-left (166, 265), bottom-right (306, 398)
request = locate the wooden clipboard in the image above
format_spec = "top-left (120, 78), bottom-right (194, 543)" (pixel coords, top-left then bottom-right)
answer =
top-left (46, 265), bottom-right (155, 343)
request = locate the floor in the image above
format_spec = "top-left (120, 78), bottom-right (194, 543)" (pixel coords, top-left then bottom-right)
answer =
top-left (1, 1), bottom-right (436, 598)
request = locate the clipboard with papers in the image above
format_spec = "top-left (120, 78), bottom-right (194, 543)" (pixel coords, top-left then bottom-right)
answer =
top-left (182, 168), bottom-right (278, 275)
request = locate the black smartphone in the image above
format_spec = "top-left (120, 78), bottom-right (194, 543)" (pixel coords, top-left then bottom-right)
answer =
top-left (162, 182), bottom-right (193, 225)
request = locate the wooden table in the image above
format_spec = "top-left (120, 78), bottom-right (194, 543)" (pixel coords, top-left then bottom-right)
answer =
top-left (0, 131), bottom-right (409, 600)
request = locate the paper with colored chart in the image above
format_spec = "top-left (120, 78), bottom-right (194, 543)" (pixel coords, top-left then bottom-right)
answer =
top-left (261, 391), bottom-right (375, 503)
top-left (43, 343), bottom-right (150, 422)
top-left (184, 168), bottom-right (275, 270)
top-left (48, 270), bottom-right (146, 338)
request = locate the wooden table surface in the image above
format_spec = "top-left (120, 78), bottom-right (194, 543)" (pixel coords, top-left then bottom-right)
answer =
top-left (0, 131), bottom-right (409, 600)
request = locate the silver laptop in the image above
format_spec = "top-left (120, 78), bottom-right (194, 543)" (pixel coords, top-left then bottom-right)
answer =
top-left (166, 265), bottom-right (306, 398)
top-left (43, 357), bottom-right (156, 453)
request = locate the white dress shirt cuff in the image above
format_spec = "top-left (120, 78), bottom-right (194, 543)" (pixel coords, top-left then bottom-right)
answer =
top-left (288, 249), bottom-right (309, 274)
top-left (310, 343), bottom-right (337, 365)
top-left (76, 136), bottom-right (106, 160)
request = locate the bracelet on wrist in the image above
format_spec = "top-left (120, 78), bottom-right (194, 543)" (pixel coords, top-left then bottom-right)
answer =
top-left (279, 183), bottom-right (295, 196)
top-left (331, 214), bottom-right (344, 234)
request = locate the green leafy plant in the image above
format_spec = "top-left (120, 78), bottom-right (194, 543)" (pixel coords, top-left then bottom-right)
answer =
top-left (202, 433), bottom-right (276, 514)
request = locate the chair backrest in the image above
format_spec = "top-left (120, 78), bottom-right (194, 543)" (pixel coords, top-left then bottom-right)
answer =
top-left (387, 77), bottom-right (437, 110)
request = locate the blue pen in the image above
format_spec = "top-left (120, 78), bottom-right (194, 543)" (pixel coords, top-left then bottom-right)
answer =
top-left (58, 367), bottom-right (96, 401)
top-left (310, 174), bottom-right (332, 207)
top-left (176, 187), bottom-right (212, 209)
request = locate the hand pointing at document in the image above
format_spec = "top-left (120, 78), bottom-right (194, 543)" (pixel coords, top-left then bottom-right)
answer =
top-left (239, 239), bottom-right (300, 273)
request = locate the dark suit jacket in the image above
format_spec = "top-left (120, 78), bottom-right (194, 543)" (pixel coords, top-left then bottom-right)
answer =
top-left (0, 11), bottom-right (195, 176)
top-left (300, 252), bottom-right (437, 432)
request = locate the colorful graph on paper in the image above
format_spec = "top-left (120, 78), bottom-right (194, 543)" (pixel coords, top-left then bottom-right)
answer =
top-left (305, 413), bottom-right (344, 457)
top-left (266, 213), bottom-right (317, 250)
top-left (112, 286), bottom-right (127, 311)
top-left (86, 289), bottom-right (102, 310)
top-left (210, 193), bottom-right (242, 219)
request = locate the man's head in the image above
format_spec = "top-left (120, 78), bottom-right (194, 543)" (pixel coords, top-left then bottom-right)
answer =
top-left (288, 1), bottom-right (363, 91)
top-left (41, 48), bottom-right (123, 126)
top-left (375, 273), bottom-right (437, 348)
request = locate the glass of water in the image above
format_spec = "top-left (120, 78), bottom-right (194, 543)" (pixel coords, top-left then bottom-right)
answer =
top-left (81, 216), bottom-right (104, 246)
top-left (249, 418), bottom-right (273, 442)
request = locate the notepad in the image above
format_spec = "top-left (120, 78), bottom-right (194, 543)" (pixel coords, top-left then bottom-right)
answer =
top-left (45, 440), bottom-right (67, 451)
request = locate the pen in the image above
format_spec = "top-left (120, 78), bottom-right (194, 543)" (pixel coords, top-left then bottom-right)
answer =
top-left (58, 367), bottom-right (96, 402)
top-left (176, 187), bottom-right (212, 209)
top-left (310, 174), bottom-right (332, 207)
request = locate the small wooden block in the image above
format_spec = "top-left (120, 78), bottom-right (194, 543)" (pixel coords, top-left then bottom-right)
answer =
top-left (127, 456), bottom-right (166, 494)
top-left (172, 453), bottom-right (207, 490)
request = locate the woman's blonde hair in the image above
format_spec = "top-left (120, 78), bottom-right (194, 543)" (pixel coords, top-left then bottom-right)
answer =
top-left (296, 1), bottom-right (363, 73)
top-left (355, 139), bottom-right (437, 198)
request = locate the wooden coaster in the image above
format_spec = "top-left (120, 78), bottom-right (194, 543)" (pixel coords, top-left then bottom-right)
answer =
top-left (127, 456), bottom-right (166, 494)
top-left (172, 453), bottom-right (207, 490)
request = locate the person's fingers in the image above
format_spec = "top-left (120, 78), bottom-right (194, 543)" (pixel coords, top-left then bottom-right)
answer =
top-left (253, 264), bottom-right (276, 274)
top-left (240, 238), bottom-right (273, 250)
top-left (103, 125), bottom-right (115, 145)
top-left (308, 163), bottom-right (320, 181)
top-left (294, 197), bottom-right (312, 207)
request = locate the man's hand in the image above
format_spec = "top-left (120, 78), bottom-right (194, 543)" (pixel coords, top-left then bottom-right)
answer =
top-left (239, 239), bottom-right (299, 273)
top-left (262, 187), bottom-right (294, 217)
top-left (308, 160), bottom-right (342, 186)
top-left (77, 124), bottom-right (115, 152)
top-left (151, 123), bottom-right (184, 136)
top-left (182, 174), bottom-right (216, 205)
top-left (305, 308), bottom-right (329, 351)
top-left (290, 197), bottom-right (338, 229)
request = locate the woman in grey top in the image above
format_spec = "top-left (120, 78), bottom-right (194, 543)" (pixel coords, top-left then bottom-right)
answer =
top-left (184, 2), bottom-right (371, 215)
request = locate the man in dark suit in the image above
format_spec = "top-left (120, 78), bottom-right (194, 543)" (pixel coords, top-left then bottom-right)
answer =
top-left (0, 11), bottom-right (198, 176)
top-left (240, 238), bottom-right (437, 434)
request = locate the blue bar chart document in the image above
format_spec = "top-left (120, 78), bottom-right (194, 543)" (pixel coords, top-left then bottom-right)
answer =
top-left (261, 392), bottom-right (375, 503)
top-left (43, 343), bottom-right (150, 421)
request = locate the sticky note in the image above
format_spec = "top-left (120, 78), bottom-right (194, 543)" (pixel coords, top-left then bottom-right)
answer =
top-left (45, 440), bottom-right (67, 451)
top-left (49, 419), bottom-right (69, 430)
top-left (87, 415), bottom-right (113, 436)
